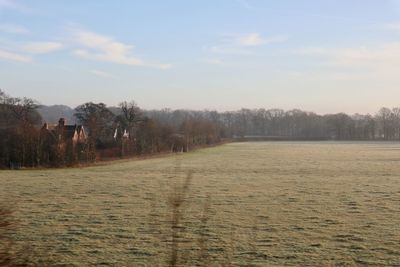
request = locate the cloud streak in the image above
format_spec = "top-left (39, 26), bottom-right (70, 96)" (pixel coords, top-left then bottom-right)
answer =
top-left (22, 42), bottom-right (64, 54)
top-left (0, 49), bottom-right (31, 62)
top-left (0, 40), bottom-right (64, 63)
top-left (0, 26), bottom-right (171, 69)
top-left (201, 58), bottom-right (226, 66)
top-left (295, 42), bottom-right (400, 81)
top-left (72, 29), bottom-right (170, 69)
top-left (383, 23), bottom-right (400, 30)
top-left (238, 33), bottom-right (264, 46)
top-left (0, 0), bottom-right (31, 12)
top-left (234, 0), bottom-right (256, 10)
top-left (0, 23), bottom-right (29, 34)
top-left (89, 69), bottom-right (116, 79)
top-left (208, 32), bottom-right (288, 55)
top-left (297, 43), bottom-right (400, 66)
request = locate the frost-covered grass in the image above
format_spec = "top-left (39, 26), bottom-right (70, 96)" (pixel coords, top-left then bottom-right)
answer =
top-left (1, 142), bottom-right (400, 266)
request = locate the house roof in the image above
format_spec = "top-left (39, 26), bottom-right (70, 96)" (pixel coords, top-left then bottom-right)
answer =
top-left (45, 124), bottom-right (86, 140)
top-left (64, 125), bottom-right (78, 139)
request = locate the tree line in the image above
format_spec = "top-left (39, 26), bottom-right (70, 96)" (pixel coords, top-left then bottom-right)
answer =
top-left (0, 90), bottom-right (222, 168)
top-left (146, 107), bottom-right (400, 141)
top-left (1, 89), bottom-right (400, 168)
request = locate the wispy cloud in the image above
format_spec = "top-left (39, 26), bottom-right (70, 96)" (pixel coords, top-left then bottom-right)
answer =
top-left (0, 23), bottom-right (29, 34)
top-left (234, 0), bottom-right (256, 10)
top-left (297, 43), bottom-right (400, 66)
top-left (208, 45), bottom-right (252, 55)
top-left (0, 26), bottom-right (171, 68)
top-left (207, 32), bottom-right (289, 55)
top-left (0, 0), bottom-right (31, 12)
top-left (239, 33), bottom-right (289, 46)
top-left (89, 69), bottom-right (116, 79)
top-left (382, 22), bottom-right (400, 31)
top-left (71, 29), bottom-right (170, 69)
top-left (295, 47), bottom-right (331, 56)
top-left (0, 48), bottom-right (31, 62)
top-left (237, 33), bottom-right (264, 46)
top-left (201, 59), bottom-right (225, 66)
top-left (22, 42), bottom-right (64, 54)
top-left (295, 42), bottom-right (400, 80)
top-left (0, 40), bottom-right (64, 63)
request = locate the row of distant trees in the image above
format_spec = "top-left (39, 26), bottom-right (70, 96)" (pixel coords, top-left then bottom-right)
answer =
top-left (72, 101), bottom-right (222, 158)
top-left (0, 90), bottom-right (222, 168)
top-left (146, 107), bottom-right (400, 141)
top-left (2, 89), bottom-right (400, 168)
top-left (0, 90), bottom-right (42, 168)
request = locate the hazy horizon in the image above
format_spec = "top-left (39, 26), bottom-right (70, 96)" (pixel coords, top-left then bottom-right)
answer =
top-left (2, 0), bottom-right (400, 114)
top-left (30, 100), bottom-right (393, 116)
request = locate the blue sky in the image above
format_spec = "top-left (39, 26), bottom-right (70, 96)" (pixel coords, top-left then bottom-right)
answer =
top-left (1, 0), bottom-right (400, 113)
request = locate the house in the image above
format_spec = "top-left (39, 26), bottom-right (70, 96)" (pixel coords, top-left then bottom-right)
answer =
top-left (42, 118), bottom-right (87, 146)
top-left (113, 127), bottom-right (130, 140)
top-left (40, 118), bottom-right (87, 164)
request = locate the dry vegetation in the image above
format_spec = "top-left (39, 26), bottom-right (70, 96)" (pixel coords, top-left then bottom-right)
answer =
top-left (0, 142), bottom-right (400, 266)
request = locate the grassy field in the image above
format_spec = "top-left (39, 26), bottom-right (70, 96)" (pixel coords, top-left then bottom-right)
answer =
top-left (1, 142), bottom-right (400, 266)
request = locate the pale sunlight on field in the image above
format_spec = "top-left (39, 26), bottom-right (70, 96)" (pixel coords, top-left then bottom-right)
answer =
top-left (1, 142), bottom-right (399, 266)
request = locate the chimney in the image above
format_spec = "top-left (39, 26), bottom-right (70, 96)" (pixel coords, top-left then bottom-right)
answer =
top-left (58, 118), bottom-right (66, 127)
top-left (42, 123), bottom-right (48, 130)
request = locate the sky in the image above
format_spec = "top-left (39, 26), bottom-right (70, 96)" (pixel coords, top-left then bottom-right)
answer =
top-left (1, 0), bottom-right (400, 114)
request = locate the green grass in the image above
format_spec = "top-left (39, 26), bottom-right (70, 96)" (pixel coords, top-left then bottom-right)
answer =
top-left (1, 142), bottom-right (400, 266)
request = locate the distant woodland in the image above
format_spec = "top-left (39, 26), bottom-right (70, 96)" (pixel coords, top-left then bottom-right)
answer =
top-left (1, 89), bottom-right (400, 168)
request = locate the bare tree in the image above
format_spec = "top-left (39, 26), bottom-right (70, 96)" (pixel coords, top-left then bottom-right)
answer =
top-left (376, 107), bottom-right (394, 140)
top-left (117, 101), bottom-right (144, 136)
top-left (0, 90), bottom-right (42, 168)
top-left (75, 102), bottom-right (115, 159)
